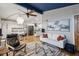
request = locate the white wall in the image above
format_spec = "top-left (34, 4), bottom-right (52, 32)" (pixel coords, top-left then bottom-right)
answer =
top-left (0, 18), bottom-right (1, 28)
top-left (0, 3), bottom-right (42, 38)
top-left (43, 4), bottom-right (79, 45)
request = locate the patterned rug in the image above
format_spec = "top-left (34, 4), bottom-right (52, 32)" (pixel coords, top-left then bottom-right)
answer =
top-left (27, 42), bottom-right (68, 56)
top-left (2, 41), bottom-right (68, 56)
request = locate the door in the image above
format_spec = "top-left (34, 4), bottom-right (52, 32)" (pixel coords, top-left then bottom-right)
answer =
top-left (28, 26), bottom-right (34, 35)
top-left (75, 15), bottom-right (79, 51)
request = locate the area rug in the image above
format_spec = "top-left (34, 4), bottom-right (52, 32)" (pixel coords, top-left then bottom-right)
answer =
top-left (2, 41), bottom-right (68, 56)
top-left (27, 42), bottom-right (68, 56)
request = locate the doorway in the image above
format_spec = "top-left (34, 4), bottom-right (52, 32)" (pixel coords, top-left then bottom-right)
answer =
top-left (28, 25), bottom-right (34, 36)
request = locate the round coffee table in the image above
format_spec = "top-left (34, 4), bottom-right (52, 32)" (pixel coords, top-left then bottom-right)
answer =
top-left (0, 47), bottom-right (9, 56)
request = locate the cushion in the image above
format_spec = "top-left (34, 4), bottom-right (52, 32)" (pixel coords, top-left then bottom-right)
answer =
top-left (7, 38), bottom-right (20, 47)
top-left (7, 34), bottom-right (20, 47)
top-left (52, 34), bottom-right (65, 41)
top-left (43, 33), bottom-right (48, 38)
top-left (57, 35), bottom-right (61, 41)
top-left (57, 35), bottom-right (64, 41)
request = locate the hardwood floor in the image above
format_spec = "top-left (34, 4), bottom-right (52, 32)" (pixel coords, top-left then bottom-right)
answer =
top-left (60, 49), bottom-right (79, 56)
top-left (1, 35), bottom-right (79, 56)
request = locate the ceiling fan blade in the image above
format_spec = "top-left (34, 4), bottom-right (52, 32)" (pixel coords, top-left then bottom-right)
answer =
top-left (25, 13), bottom-right (29, 18)
top-left (29, 13), bottom-right (37, 16)
top-left (19, 13), bottom-right (29, 18)
top-left (18, 9), bottom-right (37, 18)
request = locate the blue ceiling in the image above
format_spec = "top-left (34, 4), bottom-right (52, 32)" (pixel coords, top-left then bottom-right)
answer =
top-left (17, 3), bottom-right (77, 14)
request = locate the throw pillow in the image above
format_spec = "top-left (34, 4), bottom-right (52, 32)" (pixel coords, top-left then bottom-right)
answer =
top-left (57, 35), bottom-right (61, 41)
top-left (57, 35), bottom-right (64, 41)
top-left (43, 33), bottom-right (48, 38)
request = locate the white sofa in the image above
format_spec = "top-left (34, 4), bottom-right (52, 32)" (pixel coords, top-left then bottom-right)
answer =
top-left (40, 33), bottom-right (66, 48)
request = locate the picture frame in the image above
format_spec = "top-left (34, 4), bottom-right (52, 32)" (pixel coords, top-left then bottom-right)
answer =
top-left (47, 19), bottom-right (70, 32)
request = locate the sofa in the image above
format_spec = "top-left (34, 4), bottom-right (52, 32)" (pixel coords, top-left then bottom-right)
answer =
top-left (40, 33), bottom-right (67, 48)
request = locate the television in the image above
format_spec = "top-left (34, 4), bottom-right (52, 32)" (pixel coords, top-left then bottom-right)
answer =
top-left (0, 29), bottom-right (2, 36)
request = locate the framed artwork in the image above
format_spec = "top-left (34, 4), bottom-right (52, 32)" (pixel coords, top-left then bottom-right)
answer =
top-left (47, 19), bottom-right (70, 32)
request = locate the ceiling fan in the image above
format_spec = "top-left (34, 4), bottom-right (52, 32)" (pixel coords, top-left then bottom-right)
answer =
top-left (17, 9), bottom-right (37, 18)
top-left (5, 9), bottom-right (37, 19)
top-left (1, 9), bottom-right (37, 23)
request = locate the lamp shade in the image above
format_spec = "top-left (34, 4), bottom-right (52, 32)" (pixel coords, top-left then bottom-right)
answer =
top-left (17, 16), bottom-right (24, 24)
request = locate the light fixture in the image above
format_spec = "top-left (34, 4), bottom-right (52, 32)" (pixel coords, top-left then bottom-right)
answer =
top-left (16, 16), bottom-right (24, 24)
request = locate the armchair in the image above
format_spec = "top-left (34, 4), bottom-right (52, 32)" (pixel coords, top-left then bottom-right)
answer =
top-left (6, 34), bottom-right (26, 56)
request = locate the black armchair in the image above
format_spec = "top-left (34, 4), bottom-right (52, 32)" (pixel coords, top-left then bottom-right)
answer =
top-left (6, 34), bottom-right (26, 56)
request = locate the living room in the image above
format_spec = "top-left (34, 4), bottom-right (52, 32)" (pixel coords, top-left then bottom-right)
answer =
top-left (0, 3), bottom-right (79, 56)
